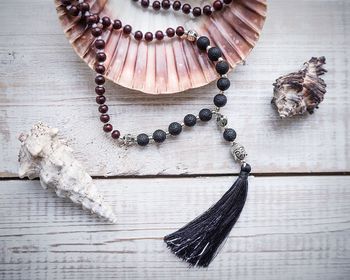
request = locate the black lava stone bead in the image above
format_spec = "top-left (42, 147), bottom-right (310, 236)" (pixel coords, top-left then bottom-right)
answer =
top-left (213, 94), bottom-right (227, 107)
top-left (223, 128), bottom-right (237, 142)
top-left (208, 47), bottom-right (222, 61)
top-left (241, 163), bottom-right (251, 173)
top-left (217, 77), bottom-right (231, 91)
top-left (199, 108), bottom-right (212, 122)
top-left (196, 36), bottom-right (210, 51)
top-left (215, 60), bottom-right (229, 75)
top-left (184, 114), bottom-right (197, 127)
top-left (137, 133), bottom-right (150, 146)
top-left (168, 122), bottom-right (182, 136)
top-left (153, 129), bottom-right (167, 143)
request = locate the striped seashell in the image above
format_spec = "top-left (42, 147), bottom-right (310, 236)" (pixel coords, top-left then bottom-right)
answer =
top-left (55, 0), bottom-right (267, 94)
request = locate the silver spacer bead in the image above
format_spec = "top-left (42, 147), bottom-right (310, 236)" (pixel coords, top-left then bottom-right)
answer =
top-left (122, 134), bottom-right (135, 146)
top-left (186, 30), bottom-right (198, 42)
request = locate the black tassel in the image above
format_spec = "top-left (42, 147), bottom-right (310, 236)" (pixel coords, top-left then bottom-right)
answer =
top-left (164, 163), bottom-right (251, 267)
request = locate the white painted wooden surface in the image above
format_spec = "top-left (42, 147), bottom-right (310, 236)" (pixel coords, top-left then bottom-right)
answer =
top-left (0, 0), bottom-right (349, 279)
top-left (1, 177), bottom-right (350, 280)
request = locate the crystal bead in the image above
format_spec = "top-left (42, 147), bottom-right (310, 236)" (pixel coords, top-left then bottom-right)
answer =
top-left (216, 114), bottom-right (228, 127)
top-left (186, 30), bottom-right (198, 42)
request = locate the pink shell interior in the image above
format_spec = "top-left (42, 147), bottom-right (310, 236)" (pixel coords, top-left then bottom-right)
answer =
top-left (55, 0), bottom-right (267, 94)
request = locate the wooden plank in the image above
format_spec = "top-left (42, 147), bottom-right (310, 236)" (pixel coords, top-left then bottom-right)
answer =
top-left (0, 176), bottom-right (349, 279)
top-left (0, 0), bottom-right (349, 177)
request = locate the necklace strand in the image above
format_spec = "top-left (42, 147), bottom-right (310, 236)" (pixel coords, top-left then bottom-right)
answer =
top-left (60, 0), bottom-right (241, 149)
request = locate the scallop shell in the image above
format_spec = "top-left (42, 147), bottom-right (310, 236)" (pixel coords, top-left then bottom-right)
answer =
top-left (55, 0), bottom-right (267, 94)
top-left (272, 57), bottom-right (327, 118)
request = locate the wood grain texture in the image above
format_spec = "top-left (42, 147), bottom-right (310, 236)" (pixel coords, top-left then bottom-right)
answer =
top-left (0, 0), bottom-right (349, 177)
top-left (0, 176), bottom-right (350, 280)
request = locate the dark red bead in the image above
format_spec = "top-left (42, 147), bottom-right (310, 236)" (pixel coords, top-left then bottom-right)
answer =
top-left (213, 0), bottom-right (223, 11)
top-left (95, 75), bottom-right (105, 85)
top-left (95, 65), bottom-right (105, 74)
top-left (102, 16), bottom-right (111, 27)
top-left (192, 7), bottom-right (201, 17)
top-left (123, 25), bottom-right (132, 34)
top-left (111, 130), bottom-right (121, 139)
top-left (161, 0), bottom-right (171, 9)
top-left (95, 39), bottom-right (105, 49)
top-left (145, 32), bottom-right (153, 42)
top-left (134, 31), bottom-right (143, 41)
top-left (223, 0), bottom-right (233, 4)
top-left (103, 124), bottom-right (113, 133)
top-left (155, 30), bottom-right (164, 40)
top-left (61, 0), bottom-right (71, 6)
top-left (95, 86), bottom-right (105, 95)
top-left (68, 5), bottom-right (79, 16)
top-left (86, 15), bottom-right (97, 25)
top-left (166, 28), bottom-right (175, 38)
top-left (92, 27), bottom-right (102, 37)
top-left (113, 20), bottom-right (122, 30)
top-left (182, 4), bottom-right (191, 14)
top-left (78, 2), bottom-right (90, 12)
top-left (141, 0), bottom-right (149, 7)
top-left (152, 1), bottom-right (161, 10)
top-left (172, 1), bottom-right (181, 10)
top-left (96, 52), bottom-right (106, 62)
top-left (96, 96), bottom-right (106, 104)
top-left (100, 114), bottom-right (110, 123)
top-left (203, 5), bottom-right (212, 16)
top-left (99, 105), bottom-right (108, 113)
top-left (176, 26), bottom-right (185, 37)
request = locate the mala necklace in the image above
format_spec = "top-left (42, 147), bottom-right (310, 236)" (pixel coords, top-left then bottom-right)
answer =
top-left (60, 0), bottom-right (252, 268)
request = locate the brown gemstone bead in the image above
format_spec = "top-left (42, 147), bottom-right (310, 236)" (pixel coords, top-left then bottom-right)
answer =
top-left (134, 31), bottom-right (143, 41)
top-left (95, 39), bottom-right (105, 49)
top-left (182, 4), bottom-right (191, 14)
top-left (176, 26), bottom-right (185, 36)
top-left (96, 52), bottom-right (106, 62)
top-left (141, 0), bottom-right (149, 7)
top-left (99, 105), bottom-right (108, 113)
top-left (172, 1), bottom-right (181, 10)
top-left (103, 124), bottom-right (113, 133)
top-left (155, 30), bottom-right (164, 40)
top-left (95, 75), bottom-right (105, 85)
top-left (203, 5), bottom-right (212, 16)
top-left (113, 20), bottom-right (122, 30)
top-left (161, 0), bottom-right (171, 9)
top-left (95, 86), bottom-right (105, 95)
top-left (86, 15), bottom-right (97, 25)
top-left (112, 130), bottom-right (121, 139)
top-left (123, 25), bottom-right (132, 34)
top-left (192, 7), bottom-right (201, 17)
top-left (96, 96), bottom-right (106, 104)
top-left (166, 28), bottom-right (175, 37)
top-left (213, 0), bottom-right (223, 11)
top-left (95, 65), bottom-right (105, 74)
top-left (92, 27), bottom-right (102, 37)
top-left (102, 16), bottom-right (111, 27)
top-left (100, 114), bottom-right (110, 123)
top-left (78, 2), bottom-right (90, 12)
top-left (68, 5), bottom-right (79, 16)
top-left (152, 1), bottom-right (161, 10)
top-left (145, 32), bottom-right (153, 42)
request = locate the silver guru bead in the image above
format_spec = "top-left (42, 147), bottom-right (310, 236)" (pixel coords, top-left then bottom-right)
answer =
top-left (231, 142), bottom-right (248, 162)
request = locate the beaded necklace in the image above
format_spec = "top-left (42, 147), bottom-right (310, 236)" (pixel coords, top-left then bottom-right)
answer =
top-left (60, 0), bottom-right (252, 268)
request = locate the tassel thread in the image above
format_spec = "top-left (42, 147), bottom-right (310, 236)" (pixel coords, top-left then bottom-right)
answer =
top-left (164, 163), bottom-right (251, 267)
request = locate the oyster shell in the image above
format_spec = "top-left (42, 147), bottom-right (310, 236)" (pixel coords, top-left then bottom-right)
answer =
top-left (18, 122), bottom-right (117, 223)
top-left (272, 57), bottom-right (327, 118)
top-left (55, 0), bottom-right (267, 94)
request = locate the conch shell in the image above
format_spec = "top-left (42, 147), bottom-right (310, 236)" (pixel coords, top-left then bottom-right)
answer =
top-left (18, 122), bottom-right (117, 223)
top-left (55, 0), bottom-right (267, 94)
top-left (272, 57), bottom-right (327, 118)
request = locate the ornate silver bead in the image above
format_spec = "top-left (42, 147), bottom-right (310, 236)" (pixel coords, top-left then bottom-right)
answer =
top-left (231, 142), bottom-right (247, 162)
top-left (122, 134), bottom-right (135, 145)
top-left (216, 114), bottom-right (228, 127)
top-left (186, 30), bottom-right (198, 42)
